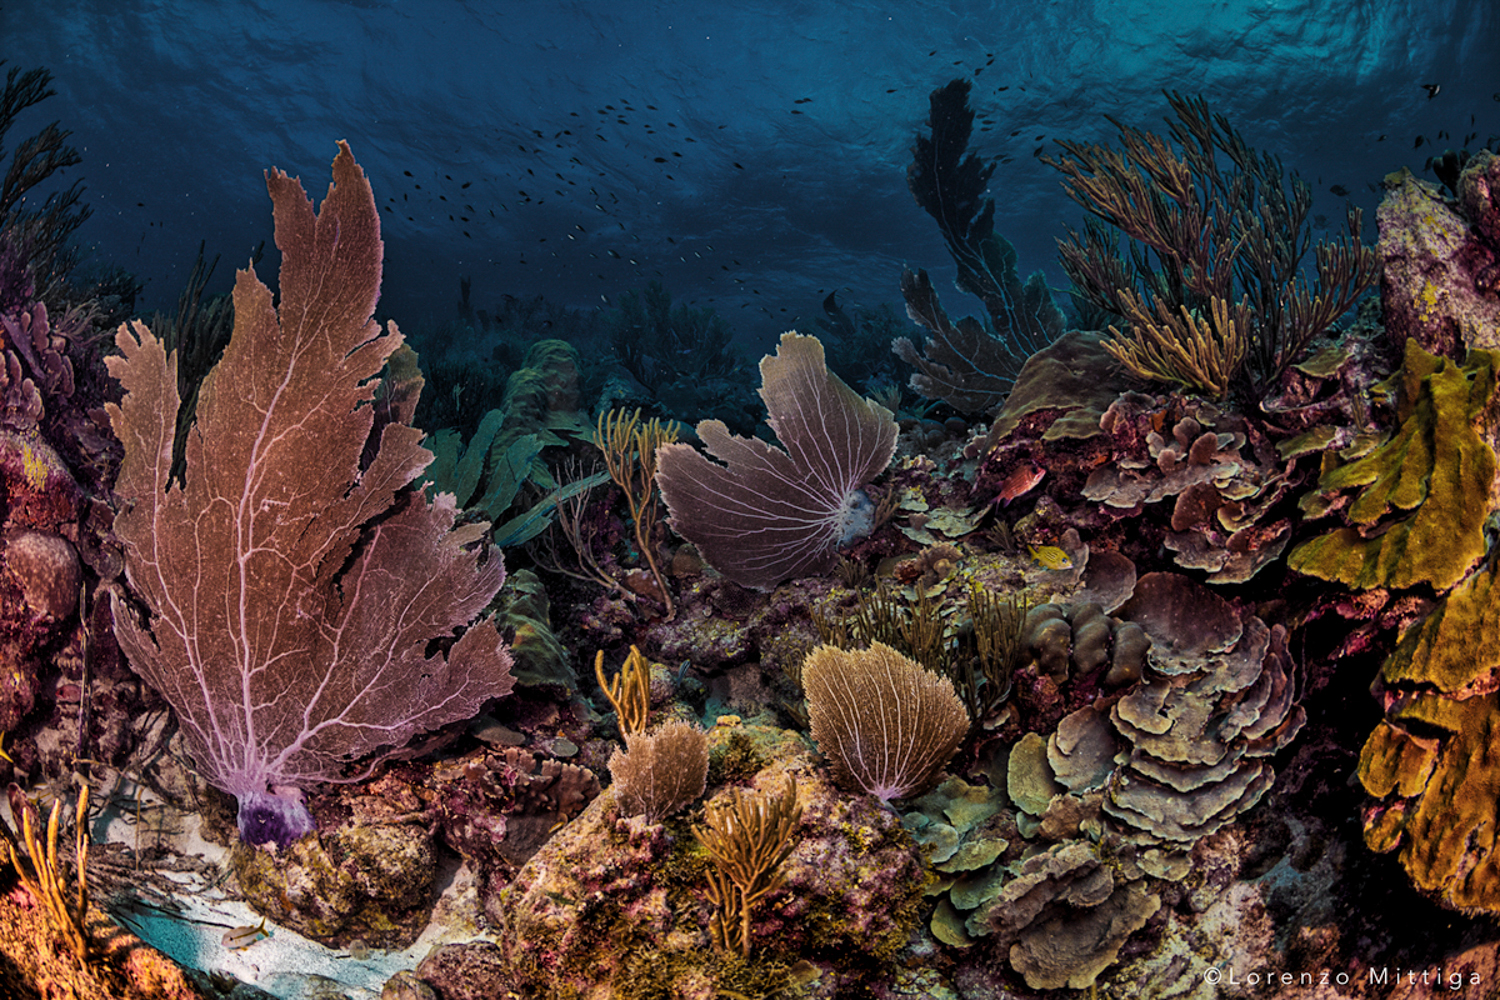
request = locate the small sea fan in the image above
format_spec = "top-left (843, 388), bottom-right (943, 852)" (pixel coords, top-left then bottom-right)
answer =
top-left (801, 641), bottom-right (970, 803)
top-left (609, 719), bottom-right (710, 823)
top-left (656, 332), bottom-right (898, 590)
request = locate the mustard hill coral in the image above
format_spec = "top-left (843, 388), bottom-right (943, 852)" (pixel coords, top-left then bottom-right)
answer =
top-left (1288, 337), bottom-right (1498, 593)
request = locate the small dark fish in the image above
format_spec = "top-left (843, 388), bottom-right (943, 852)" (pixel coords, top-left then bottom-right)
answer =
top-left (403, 170), bottom-right (412, 177)
top-left (654, 156), bottom-right (668, 162)
top-left (1329, 184), bottom-right (1350, 197)
top-left (461, 181), bottom-right (471, 189)
top-left (794, 97), bottom-right (812, 104)
top-left (1422, 83), bottom-right (1440, 100)
top-left (1414, 135), bottom-right (1425, 148)
top-left (733, 162), bottom-right (744, 169)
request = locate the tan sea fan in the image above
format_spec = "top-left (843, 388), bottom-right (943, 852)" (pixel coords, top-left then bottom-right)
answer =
top-left (608, 719), bottom-right (709, 823)
top-left (801, 641), bottom-right (970, 803)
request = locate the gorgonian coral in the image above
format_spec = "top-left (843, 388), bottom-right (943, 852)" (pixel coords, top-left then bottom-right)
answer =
top-left (656, 332), bottom-right (897, 590)
top-left (107, 143), bottom-right (514, 848)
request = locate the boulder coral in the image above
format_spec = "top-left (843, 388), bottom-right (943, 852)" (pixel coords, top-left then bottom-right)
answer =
top-left (1379, 152), bottom-right (1500, 358)
top-left (458, 724), bottom-right (927, 999)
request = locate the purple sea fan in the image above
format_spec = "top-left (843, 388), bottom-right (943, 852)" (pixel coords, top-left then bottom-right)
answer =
top-left (655, 332), bottom-right (897, 591)
top-left (106, 143), bottom-right (514, 850)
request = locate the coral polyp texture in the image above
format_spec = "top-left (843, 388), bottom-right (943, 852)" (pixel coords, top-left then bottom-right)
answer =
top-left (656, 331), bottom-right (897, 590)
top-left (1379, 151), bottom-right (1500, 358)
top-left (104, 143), bottom-right (515, 847)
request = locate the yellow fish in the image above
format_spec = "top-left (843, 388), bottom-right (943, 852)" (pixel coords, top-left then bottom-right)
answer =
top-left (1027, 544), bottom-right (1074, 571)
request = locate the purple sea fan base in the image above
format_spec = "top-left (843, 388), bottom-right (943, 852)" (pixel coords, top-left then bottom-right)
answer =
top-left (656, 332), bottom-right (898, 591)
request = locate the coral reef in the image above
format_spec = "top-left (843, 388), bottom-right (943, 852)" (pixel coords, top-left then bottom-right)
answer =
top-left (1379, 151), bottom-right (1500, 358)
top-left (1358, 565), bottom-right (1500, 914)
top-left (0, 64), bottom-right (92, 297)
top-left (436, 724), bottom-right (925, 999)
top-left (105, 143), bottom-right (515, 847)
top-left (1081, 393), bottom-right (1302, 583)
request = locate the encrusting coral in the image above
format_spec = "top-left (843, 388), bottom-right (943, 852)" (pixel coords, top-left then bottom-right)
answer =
top-left (1379, 151), bottom-right (1500, 358)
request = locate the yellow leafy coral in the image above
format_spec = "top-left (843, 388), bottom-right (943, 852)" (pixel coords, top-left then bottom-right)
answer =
top-left (1288, 338), bottom-right (1498, 592)
top-left (1358, 565), bottom-right (1500, 913)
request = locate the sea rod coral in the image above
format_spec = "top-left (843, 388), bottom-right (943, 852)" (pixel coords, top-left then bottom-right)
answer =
top-left (106, 142), bottom-right (515, 848)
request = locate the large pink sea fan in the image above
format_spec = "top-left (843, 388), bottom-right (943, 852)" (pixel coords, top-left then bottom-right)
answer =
top-left (656, 332), bottom-right (898, 591)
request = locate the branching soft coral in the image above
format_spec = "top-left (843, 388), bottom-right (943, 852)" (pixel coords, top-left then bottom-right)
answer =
top-left (895, 79), bottom-right (1064, 414)
top-left (1046, 91), bottom-right (1377, 400)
